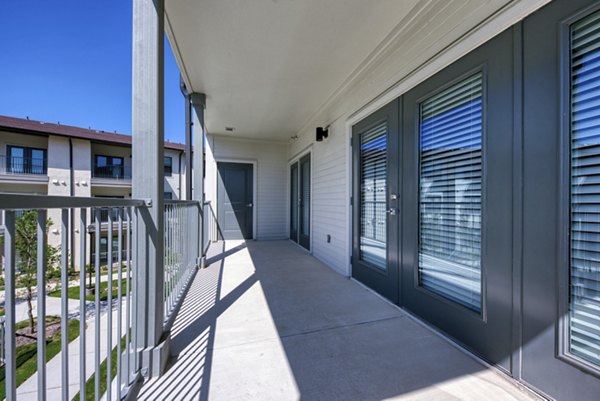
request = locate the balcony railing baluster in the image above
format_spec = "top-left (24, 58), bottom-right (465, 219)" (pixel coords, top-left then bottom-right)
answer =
top-left (0, 155), bottom-right (47, 175)
top-left (0, 194), bottom-right (202, 400)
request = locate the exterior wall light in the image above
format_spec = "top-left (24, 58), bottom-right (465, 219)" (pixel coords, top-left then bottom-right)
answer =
top-left (316, 126), bottom-right (329, 142)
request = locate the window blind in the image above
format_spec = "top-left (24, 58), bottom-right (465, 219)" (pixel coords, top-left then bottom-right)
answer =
top-left (360, 121), bottom-right (387, 270)
top-left (569, 10), bottom-right (600, 367)
top-left (418, 73), bottom-right (483, 312)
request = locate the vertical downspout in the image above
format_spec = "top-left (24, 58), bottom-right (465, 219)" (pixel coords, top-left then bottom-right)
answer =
top-left (180, 76), bottom-right (192, 200)
top-left (69, 139), bottom-right (75, 272)
top-left (178, 151), bottom-right (182, 199)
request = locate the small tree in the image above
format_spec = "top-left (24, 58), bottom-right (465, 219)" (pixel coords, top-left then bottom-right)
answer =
top-left (14, 211), bottom-right (60, 334)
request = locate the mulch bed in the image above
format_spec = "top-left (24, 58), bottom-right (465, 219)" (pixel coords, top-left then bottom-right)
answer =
top-left (15, 320), bottom-right (61, 347)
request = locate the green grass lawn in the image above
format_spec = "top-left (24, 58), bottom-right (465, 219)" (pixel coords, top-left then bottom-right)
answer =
top-left (0, 316), bottom-right (79, 400)
top-left (48, 278), bottom-right (130, 302)
top-left (73, 334), bottom-right (127, 401)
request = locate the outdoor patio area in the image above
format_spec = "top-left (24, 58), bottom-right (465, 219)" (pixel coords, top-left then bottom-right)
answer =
top-left (137, 240), bottom-right (540, 401)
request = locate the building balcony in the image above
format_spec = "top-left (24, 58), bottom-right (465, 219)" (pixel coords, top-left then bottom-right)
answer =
top-left (0, 155), bottom-right (48, 184)
top-left (91, 164), bottom-right (132, 188)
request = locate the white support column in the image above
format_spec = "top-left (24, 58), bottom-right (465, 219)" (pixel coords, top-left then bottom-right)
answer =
top-left (191, 93), bottom-right (206, 263)
top-left (132, 0), bottom-right (168, 378)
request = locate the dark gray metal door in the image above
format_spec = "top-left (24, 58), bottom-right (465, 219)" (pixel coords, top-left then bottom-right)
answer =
top-left (299, 154), bottom-right (311, 250)
top-left (400, 28), bottom-right (514, 370)
top-left (217, 162), bottom-right (253, 239)
top-left (352, 99), bottom-right (400, 303)
top-left (290, 163), bottom-right (299, 243)
top-left (520, 0), bottom-right (600, 398)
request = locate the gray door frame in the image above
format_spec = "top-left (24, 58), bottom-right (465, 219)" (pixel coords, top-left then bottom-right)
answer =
top-left (216, 161), bottom-right (256, 240)
top-left (401, 27), bottom-right (514, 371)
top-left (290, 162), bottom-right (299, 243)
top-left (351, 98), bottom-right (400, 304)
top-left (520, 0), bottom-right (600, 398)
top-left (298, 153), bottom-right (311, 250)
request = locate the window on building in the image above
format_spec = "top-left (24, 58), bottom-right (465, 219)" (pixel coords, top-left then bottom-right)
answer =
top-left (568, 10), bottom-right (600, 367)
top-left (7, 145), bottom-right (47, 175)
top-left (164, 156), bottom-right (173, 176)
top-left (91, 234), bottom-right (126, 266)
top-left (359, 121), bottom-right (387, 270)
top-left (164, 191), bottom-right (173, 200)
top-left (418, 72), bottom-right (483, 312)
top-left (94, 155), bottom-right (125, 179)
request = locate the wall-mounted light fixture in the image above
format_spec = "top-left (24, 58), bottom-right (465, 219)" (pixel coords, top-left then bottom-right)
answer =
top-left (316, 126), bottom-right (329, 142)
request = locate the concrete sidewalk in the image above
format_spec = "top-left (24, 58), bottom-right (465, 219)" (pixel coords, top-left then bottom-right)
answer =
top-left (16, 300), bottom-right (127, 400)
top-left (138, 240), bottom-right (541, 401)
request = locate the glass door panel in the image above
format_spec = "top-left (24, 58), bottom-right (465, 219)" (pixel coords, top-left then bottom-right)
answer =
top-left (359, 121), bottom-right (388, 270)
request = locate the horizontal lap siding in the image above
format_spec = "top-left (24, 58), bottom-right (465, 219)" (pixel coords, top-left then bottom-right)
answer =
top-left (293, 119), bottom-right (350, 275)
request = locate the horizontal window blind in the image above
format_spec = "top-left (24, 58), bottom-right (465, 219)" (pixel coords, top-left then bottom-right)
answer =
top-left (360, 121), bottom-right (387, 270)
top-left (570, 10), bottom-right (600, 367)
top-left (419, 73), bottom-right (483, 312)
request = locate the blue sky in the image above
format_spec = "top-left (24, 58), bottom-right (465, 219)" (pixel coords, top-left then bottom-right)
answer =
top-left (0, 1), bottom-right (185, 143)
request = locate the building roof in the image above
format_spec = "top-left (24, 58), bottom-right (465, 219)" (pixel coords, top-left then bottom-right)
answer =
top-left (0, 115), bottom-right (186, 151)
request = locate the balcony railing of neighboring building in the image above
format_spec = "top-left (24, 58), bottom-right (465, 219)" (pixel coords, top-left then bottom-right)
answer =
top-left (91, 207), bottom-right (123, 224)
top-left (91, 164), bottom-right (132, 180)
top-left (0, 155), bottom-right (47, 175)
top-left (0, 194), bottom-right (203, 400)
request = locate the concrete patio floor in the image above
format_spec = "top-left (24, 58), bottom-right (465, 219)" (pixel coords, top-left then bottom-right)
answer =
top-left (138, 240), bottom-right (541, 401)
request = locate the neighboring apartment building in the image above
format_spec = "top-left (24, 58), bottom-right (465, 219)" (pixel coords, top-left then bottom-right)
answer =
top-left (0, 115), bottom-right (187, 269)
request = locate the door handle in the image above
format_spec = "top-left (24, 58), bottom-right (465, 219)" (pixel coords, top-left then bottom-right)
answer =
top-left (246, 203), bottom-right (253, 207)
top-left (386, 208), bottom-right (397, 216)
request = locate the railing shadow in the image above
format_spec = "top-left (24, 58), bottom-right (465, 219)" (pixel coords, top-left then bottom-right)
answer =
top-left (138, 241), bottom-right (253, 401)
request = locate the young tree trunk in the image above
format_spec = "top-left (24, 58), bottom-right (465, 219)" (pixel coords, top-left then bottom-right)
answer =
top-left (26, 286), bottom-right (34, 334)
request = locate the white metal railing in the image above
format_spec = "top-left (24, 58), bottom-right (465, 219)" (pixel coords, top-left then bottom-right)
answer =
top-left (163, 200), bottom-right (201, 326)
top-left (0, 194), bottom-right (146, 401)
top-left (203, 201), bottom-right (219, 254)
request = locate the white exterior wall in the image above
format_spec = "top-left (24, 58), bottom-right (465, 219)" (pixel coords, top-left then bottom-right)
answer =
top-left (164, 148), bottom-right (185, 199)
top-left (205, 135), bottom-right (287, 240)
top-left (47, 136), bottom-right (71, 247)
top-left (288, 118), bottom-right (349, 275)
top-left (72, 138), bottom-right (92, 195)
top-left (0, 130), bottom-right (185, 270)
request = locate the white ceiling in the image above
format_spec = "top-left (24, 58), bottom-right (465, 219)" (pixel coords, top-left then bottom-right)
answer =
top-left (165, 1), bottom-right (518, 141)
top-left (165, 0), bottom-right (422, 140)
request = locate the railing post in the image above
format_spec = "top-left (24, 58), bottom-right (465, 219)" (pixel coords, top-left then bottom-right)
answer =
top-left (191, 93), bottom-right (206, 265)
top-left (132, 0), bottom-right (168, 379)
top-left (4, 211), bottom-right (16, 401)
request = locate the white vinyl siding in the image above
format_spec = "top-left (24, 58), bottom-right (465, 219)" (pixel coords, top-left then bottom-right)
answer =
top-left (290, 119), bottom-right (350, 275)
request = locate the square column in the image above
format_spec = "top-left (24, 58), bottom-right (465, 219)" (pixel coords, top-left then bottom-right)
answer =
top-left (132, 0), bottom-right (167, 378)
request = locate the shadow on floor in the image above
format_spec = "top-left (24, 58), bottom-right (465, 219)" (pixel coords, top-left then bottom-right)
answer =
top-left (138, 240), bottom-right (536, 401)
